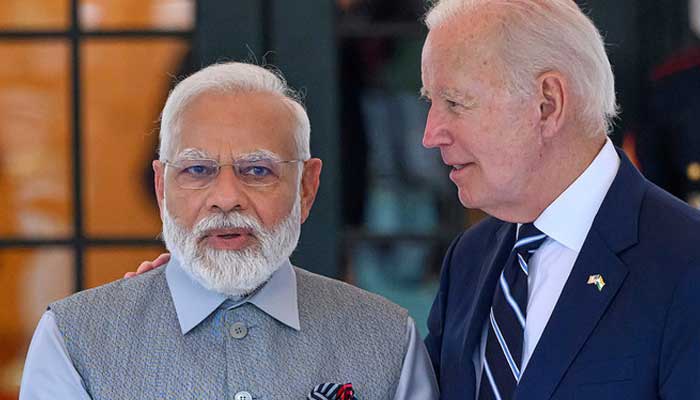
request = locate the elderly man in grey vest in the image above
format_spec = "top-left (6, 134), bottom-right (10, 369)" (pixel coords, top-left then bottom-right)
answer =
top-left (19, 62), bottom-right (438, 400)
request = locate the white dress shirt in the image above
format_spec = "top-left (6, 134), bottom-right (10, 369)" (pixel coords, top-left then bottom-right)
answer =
top-left (476, 138), bottom-right (621, 388)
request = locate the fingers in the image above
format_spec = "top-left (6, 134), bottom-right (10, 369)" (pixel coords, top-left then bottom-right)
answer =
top-left (154, 253), bottom-right (171, 267)
top-left (123, 261), bottom-right (152, 278)
top-left (123, 253), bottom-right (171, 279)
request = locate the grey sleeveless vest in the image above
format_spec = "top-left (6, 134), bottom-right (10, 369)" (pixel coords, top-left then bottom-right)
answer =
top-left (50, 265), bottom-right (408, 399)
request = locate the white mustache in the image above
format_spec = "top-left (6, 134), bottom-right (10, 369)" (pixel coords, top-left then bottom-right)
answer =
top-left (193, 213), bottom-right (263, 241)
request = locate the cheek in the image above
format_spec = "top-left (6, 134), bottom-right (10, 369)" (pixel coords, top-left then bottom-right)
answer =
top-left (480, 113), bottom-right (536, 178)
top-left (468, 137), bottom-right (525, 192)
top-left (485, 143), bottom-right (540, 196)
top-left (249, 185), bottom-right (299, 228)
top-left (252, 197), bottom-right (294, 228)
top-left (165, 191), bottom-right (204, 229)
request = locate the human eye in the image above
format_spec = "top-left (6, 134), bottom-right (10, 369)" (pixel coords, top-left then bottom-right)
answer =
top-left (180, 161), bottom-right (216, 177)
top-left (239, 163), bottom-right (274, 177)
top-left (235, 158), bottom-right (281, 186)
top-left (445, 98), bottom-right (461, 109)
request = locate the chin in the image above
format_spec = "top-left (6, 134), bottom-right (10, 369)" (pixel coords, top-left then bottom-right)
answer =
top-left (457, 189), bottom-right (481, 210)
top-left (189, 247), bottom-right (283, 296)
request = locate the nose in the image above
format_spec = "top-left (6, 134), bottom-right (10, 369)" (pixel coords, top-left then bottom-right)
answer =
top-left (422, 106), bottom-right (452, 149)
top-left (205, 165), bottom-right (249, 213)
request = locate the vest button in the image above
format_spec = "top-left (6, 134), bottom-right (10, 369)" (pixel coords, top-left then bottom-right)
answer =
top-left (234, 391), bottom-right (253, 400)
top-left (229, 322), bottom-right (248, 339)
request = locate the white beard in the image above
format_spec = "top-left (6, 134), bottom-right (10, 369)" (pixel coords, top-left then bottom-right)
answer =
top-left (161, 198), bottom-right (301, 297)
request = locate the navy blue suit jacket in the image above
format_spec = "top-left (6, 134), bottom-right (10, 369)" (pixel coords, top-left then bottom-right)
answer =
top-left (426, 151), bottom-right (700, 399)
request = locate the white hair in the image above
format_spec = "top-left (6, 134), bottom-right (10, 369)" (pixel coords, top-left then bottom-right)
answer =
top-left (159, 62), bottom-right (311, 161)
top-left (691, 0), bottom-right (700, 39)
top-left (425, 0), bottom-right (618, 135)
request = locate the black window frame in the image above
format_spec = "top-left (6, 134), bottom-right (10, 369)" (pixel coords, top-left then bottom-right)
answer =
top-left (0, 0), bottom-right (195, 292)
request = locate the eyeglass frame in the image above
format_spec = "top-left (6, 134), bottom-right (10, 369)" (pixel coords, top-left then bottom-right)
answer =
top-left (161, 156), bottom-right (307, 190)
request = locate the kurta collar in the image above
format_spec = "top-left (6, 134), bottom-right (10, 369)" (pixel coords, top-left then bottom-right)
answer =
top-left (165, 257), bottom-right (300, 334)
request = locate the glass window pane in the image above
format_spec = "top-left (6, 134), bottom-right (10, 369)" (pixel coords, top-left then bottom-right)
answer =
top-left (339, 35), bottom-right (464, 337)
top-left (83, 39), bottom-right (190, 237)
top-left (80, 0), bottom-right (194, 30)
top-left (0, 41), bottom-right (72, 238)
top-left (0, 0), bottom-right (70, 29)
top-left (0, 247), bottom-right (73, 397)
top-left (347, 239), bottom-right (440, 337)
top-left (85, 246), bottom-right (166, 289)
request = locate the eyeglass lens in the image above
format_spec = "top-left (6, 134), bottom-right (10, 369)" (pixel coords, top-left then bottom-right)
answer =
top-left (172, 158), bottom-right (293, 188)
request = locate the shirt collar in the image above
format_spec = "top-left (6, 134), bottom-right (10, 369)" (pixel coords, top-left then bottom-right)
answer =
top-left (165, 257), bottom-right (300, 334)
top-left (245, 260), bottom-right (300, 331)
top-left (533, 138), bottom-right (620, 252)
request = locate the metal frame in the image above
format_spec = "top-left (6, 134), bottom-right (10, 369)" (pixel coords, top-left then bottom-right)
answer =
top-left (0, 0), bottom-right (194, 291)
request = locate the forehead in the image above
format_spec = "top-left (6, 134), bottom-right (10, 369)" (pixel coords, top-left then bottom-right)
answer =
top-left (421, 10), bottom-right (508, 92)
top-left (175, 91), bottom-right (298, 159)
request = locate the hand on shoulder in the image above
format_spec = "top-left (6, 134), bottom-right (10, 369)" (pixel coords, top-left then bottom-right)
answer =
top-left (123, 253), bottom-right (170, 278)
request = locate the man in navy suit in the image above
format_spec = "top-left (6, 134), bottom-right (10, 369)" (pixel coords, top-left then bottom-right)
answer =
top-left (421, 0), bottom-right (700, 399)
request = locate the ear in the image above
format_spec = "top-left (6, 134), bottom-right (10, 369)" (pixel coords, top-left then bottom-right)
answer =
top-left (536, 71), bottom-right (567, 138)
top-left (153, 160), bottom-right (166, 216)
top-left (299, 158), bottom-right (322, 224)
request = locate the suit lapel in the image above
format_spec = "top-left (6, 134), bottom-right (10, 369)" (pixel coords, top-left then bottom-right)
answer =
top-left (515, 229), bottom-right (629, 399)
top-left (460, 223), bottom-right (516, 372)
top-left (515, 150), bottom-right (645, 400)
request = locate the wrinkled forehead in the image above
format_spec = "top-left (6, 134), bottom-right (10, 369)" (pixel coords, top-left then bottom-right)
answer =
top-left (422, 13), bottom-right (510, 91)
top-left (423, 11), bottom-right (505, 69)
top-left (174, 91), bottom-right (299, 160)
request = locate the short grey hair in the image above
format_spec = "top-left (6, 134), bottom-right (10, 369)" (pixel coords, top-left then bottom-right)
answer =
top-left (425, 0), bottom-right (618, 135)
top-left (159, 62), bottom-right (311, 161)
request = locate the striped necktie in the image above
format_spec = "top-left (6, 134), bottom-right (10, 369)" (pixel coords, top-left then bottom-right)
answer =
top-left (478, 223), bottom-right (547, 400)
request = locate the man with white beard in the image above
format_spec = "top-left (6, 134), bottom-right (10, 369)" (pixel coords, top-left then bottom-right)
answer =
top-left (19, 62), bottom-right (438, 400)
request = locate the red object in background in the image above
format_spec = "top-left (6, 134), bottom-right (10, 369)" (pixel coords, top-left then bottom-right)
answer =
top-left (651, 47), bottom-right (700, 82)
top-left (622, 130), bottom-right (641, 170)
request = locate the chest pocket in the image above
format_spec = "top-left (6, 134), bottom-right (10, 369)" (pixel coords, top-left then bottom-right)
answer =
top-left (571, 356), bottom-right (636, 400)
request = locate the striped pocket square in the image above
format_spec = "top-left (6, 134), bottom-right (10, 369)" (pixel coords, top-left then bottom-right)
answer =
top-left (307, 382), bottom-right (357, 400)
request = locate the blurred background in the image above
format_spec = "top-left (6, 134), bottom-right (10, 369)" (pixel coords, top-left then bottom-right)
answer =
top-left (1, 0), bottom-right (699, 397)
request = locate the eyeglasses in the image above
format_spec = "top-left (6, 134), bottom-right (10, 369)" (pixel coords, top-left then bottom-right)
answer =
top-left (162, 157), bottom-right (305, 189)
